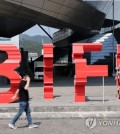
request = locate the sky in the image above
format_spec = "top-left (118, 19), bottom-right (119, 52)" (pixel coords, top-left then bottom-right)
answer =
top-left (23, 24), bottom-right (58, 37)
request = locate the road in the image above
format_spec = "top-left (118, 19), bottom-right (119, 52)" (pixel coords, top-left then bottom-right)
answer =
top-left (0, 117), bottom-right (119, 134)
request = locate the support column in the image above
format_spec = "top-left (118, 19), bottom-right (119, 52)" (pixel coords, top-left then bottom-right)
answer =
top-left (43, 44), bottom-right (53, 99)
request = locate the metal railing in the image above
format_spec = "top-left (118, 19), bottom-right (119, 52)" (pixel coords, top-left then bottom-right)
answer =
top-left (90, 33), bottom-right (117, 64)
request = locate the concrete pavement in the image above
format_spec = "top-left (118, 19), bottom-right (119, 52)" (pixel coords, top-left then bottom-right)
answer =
top-left (0, 117), bottom-right (120, 134)
top-left (0, 76), bottom-right (120, 114)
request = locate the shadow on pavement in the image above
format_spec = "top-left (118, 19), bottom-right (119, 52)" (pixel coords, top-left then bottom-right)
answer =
top-left (17, 122), bottom-right (41, 128)
top-left (86, 97), bottom-right (109, 102)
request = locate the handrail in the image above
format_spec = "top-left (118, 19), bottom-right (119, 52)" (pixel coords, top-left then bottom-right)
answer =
top-left (90, 33), bottom-right (117, 64)
top-left (91, 47), bottom-right (116, 64)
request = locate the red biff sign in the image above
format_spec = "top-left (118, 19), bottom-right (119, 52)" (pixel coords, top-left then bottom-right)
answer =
top-left (0, 43), bottom-right (111, 103)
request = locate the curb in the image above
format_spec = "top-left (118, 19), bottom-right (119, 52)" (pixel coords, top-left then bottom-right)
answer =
top-left (0, 111), bottom-right (120, 120)
top-left (0, 105), bottom-right (120, 112)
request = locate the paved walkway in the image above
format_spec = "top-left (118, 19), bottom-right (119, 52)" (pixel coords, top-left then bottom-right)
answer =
top-left (1, 117), bottom-right (120, 134)
top-left (0, 76), bottom-right (120, 113)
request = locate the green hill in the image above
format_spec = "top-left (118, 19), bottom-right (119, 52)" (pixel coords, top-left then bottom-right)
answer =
top-left (21, 34), bottom-right (52, 56)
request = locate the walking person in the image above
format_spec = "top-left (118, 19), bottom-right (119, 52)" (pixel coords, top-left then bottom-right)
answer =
top-left (9, 75), bottom-right (38, 129)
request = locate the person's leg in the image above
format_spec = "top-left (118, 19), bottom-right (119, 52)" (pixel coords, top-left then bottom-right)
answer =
top-left (24, 102), bottom-right (32, 125)
top-left (25, 102), bottom-right (38, 128)
top-left (11, 101), bottom-right (27, 125)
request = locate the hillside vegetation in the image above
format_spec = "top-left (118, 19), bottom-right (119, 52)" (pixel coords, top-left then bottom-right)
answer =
top-left (21, 34), bottom-right (52, 56)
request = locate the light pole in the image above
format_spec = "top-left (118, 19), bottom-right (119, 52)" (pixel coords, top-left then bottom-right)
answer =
top-left (112, 0), bottom-right (115, 76)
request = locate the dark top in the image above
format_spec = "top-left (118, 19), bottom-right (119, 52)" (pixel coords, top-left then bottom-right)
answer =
top-left (19, 80), bottom-right (29, 101)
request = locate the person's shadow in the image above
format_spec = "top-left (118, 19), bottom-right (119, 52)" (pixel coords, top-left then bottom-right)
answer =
top-left (17, 122), bottom-right (41, 128)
